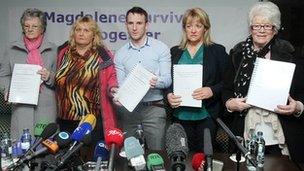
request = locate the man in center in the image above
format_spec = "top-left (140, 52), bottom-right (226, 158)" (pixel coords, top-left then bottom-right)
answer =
top-left (114, 6), bottom-right (171, 150)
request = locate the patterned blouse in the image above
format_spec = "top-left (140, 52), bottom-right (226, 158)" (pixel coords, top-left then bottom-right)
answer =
top-left (55, 48), bottom-right (101, 120)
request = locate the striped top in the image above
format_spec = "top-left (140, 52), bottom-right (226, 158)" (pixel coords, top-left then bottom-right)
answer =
top-left (55, 48), bottom-right (101, 120)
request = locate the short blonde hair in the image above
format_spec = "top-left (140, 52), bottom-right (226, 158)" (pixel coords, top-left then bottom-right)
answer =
top-left (179, 7), bottom-right (213, 49)
top-left (249, 2), bottom-right (281, 33)
top-left (69, 16), bottom-right (104, 49)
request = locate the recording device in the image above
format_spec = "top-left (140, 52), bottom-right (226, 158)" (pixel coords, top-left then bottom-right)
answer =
top-left (69, 114), bottom-right (96, 150)
top-left (24, 123), bottom-right (59, 157)
top-left (216, 118), bottom-right (257, 167)
top-left (147, 153), bottom-right (165, 171)
top-left (192, 153), bottom-right (224, 171)
top-left (93, 140), bottom-right (109, 171)
top-left (165, 123), bottom-right (189, 171)
top-left (204, 128), bottom-right (213, 171)
top-left (192, 153), bottom-right (206, 171)
top-left (104, 128), bottom-right (124, 171)
top-left (57, 132), bottom-right (92, 169)
top-left (79, 114), bottom-right (97, 128)
top-left (34, 120), bottom-right (49, 138)
top-left (7, 131), bottom-right (71, 170)
top-left (124, 136), bottom-right (146, 170)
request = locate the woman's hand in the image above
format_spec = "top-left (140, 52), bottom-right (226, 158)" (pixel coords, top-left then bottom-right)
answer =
top-left (37, 68), bottom-right (50, 82)
top-left (109, 87), bottom-right (122, 106)
top-left (225, 97), bottom-right (251, 112)
top-left (192, 87), bottom-right (213, 100)
top-left (275, 96), bottom-right (302, 116)
top-left (167, 93), bottom-right (182, 108)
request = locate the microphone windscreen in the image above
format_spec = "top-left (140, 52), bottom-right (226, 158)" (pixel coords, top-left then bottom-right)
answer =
top-left (79, 114), bottom-right (96, 129)
top-left (34, 120), bottom-right (49, 137)
top-left (147, 153), bottom-right (164, 171)
top-left (104, 128), bottom-right (124, 147)
top-left (192, 153), bottom-right (206, 171)
top-left (165, 123), bottom-right (188, 158)
top-left (55, 132), bottom-right (71, 148)
top-left (42, 139), bottom-right (59, 154)
top-left (40, 123), bottom-right (59, 139)
top-left (82, 132), bottom-right (92, 145)
top-left (124, 136), bottom-right (144, 160)
top-left (71, 122), bottom-right (93, 141)
top-left (93, 140), bottom-right (109, 161)
top-left (204, 128), bottom-right (213, 156)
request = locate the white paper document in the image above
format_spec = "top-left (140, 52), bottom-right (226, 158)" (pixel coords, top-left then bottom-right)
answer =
top-left (116, 64), bottom-right (155, 112)
top-left (8, 64), bottom-right (42, 105)
top-left (246, 58), bottom-right (295, 112)
top-left (173, 64), bottom-right (202, 108)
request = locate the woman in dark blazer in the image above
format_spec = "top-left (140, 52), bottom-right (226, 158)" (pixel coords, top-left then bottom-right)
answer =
top-left (166, 7), bottom-right (228, 152)
top-left (222, 2), bottom-right (304, 163)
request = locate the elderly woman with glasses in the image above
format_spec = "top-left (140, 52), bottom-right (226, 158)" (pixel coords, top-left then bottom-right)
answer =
top-left (222, 2), bottom-right (304, 162)
top-left (0, 8), bottom-right (57, 140)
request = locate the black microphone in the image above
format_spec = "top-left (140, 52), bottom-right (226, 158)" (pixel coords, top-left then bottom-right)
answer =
top-left (57, 132), bottom-right (92, 169)
top-left (165, 123), bottom-right (188, 171)
top-left (204, 128), bottom-right (213, 171)
top-left (24, 123), bottom-right (59, 156)
top-left (216, 118), bottom-right (257, 167)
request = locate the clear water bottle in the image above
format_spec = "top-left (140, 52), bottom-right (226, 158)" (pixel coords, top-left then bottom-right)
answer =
top-left (256, 131), bottom-right (265, 169)
top-left (135, 124), bottom-right (146, 151)
top-left (21, 128), bottom-right (32, 153)
top-left (1, 133), bottom-right (13, 170)
top-left (246, 132), bottom-right (257, 171)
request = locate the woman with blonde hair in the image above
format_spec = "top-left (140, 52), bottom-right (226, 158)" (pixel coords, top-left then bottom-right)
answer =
top-left (55, 16), bottom-right (118, 155)
top-left (166, 7), bottom-right (228, 152)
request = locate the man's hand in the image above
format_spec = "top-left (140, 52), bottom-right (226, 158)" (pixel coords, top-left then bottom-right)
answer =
top-left (167, 93), bottom-right (182, 108)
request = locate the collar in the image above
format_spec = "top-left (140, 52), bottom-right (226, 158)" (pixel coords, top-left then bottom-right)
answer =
top-left (128, 36), bottom-right (150, 50)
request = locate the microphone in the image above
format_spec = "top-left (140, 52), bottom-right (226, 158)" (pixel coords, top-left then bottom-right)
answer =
top-left (8, 131), bottom-right (71, 170)
top-left (165, 123), bottom-right (188, 171)
top-left (70, 115), bottom-right (96, 149)
top-left (204, 128), bottom-right (213, 171)
top-left (104, 128), bottom-right (124, 171)
top-left (147, 153), bottom-right (165, 171)
top-left (79, 114), bottom-right (97, 128)
top-left (34, 120), bottom-right (49, 138)
top-left (93, 140), bottom-right (109, 171)
top-left (23, 123), bottom-right (59, 157)
top-left (57, 132), bottom-right (92, 169)
top-left (124, 136), bottom-right (146, 170)
top-left (216, 118), bottom-right (257, 167)
top-left (192, 153), bottom-right (206, 171)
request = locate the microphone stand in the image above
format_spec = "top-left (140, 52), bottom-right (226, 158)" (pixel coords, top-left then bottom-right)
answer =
top-left (215, 118), bottom-right (257, 168)
top-left (235, 136), bottom-right (244, 171)
top-left (108, 144), bottom-right (115, 171)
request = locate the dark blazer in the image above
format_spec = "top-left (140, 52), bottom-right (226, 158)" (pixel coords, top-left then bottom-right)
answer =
top-left (222, 38), bottom-right (304, 162)
top-left (166, 43), bottom-right (228, 119)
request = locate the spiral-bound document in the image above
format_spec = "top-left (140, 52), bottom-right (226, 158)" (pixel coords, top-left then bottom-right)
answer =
top-left (173, 64), bottom-right (202, 107)
top-left (116, 64), bottom-right (155, 112)
top-left (8, 64), bottom-right (42, 105)
top-left (246, 58), bottom-right (295, 112)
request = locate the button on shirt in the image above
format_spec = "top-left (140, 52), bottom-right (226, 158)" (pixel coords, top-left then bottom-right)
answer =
top-left (114, 37), bottom-right (171, 102)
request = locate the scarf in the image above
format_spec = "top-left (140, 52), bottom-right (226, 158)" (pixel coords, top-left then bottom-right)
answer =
top-left (234, 35), bottom-right (276, 98)
top-left (24, 34), bottom-right (44, 67)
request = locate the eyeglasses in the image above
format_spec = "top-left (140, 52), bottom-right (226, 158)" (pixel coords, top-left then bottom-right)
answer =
top-left (23, 25), bottom-right (40, 31)
top-left (251, 24), bottom-right (274, 30)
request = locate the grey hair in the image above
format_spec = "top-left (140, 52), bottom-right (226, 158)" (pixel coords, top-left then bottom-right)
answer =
top-left (20, 8), bottom-right (47, 33)
top-left (248, 2), bottom-right (281, 32)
